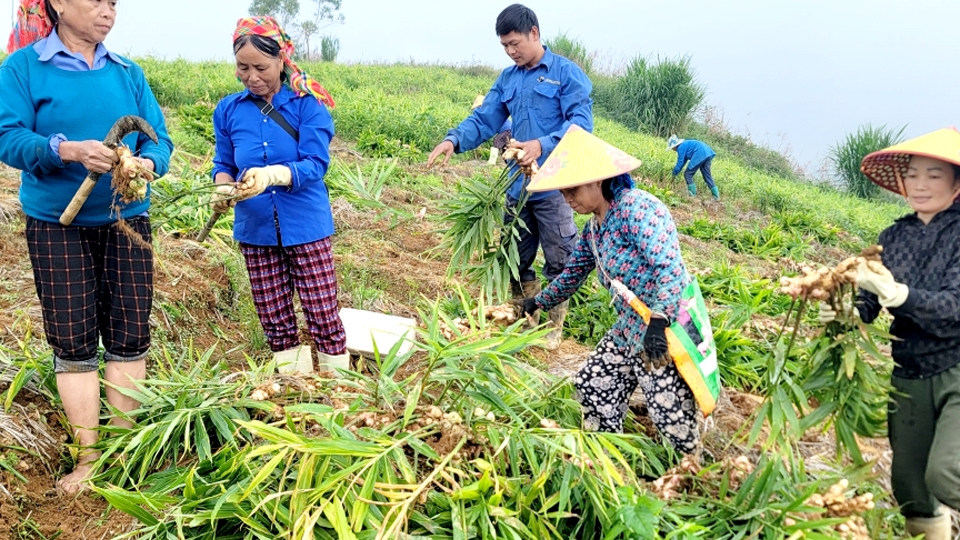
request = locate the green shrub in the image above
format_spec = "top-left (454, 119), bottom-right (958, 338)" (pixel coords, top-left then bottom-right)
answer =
top-left (320, 35), bottom-right (340, 62)
top-left (598, 55), bottom-right (705, 138)
top-left (544, 31), bottom-right (593, 75)
top-left (830, 123), bottom-right (906, 199)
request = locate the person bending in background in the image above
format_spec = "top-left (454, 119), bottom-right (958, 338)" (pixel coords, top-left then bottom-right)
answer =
top-left (427, 3), bottom-right (594, 351)
top-left (820, 128), bottom-right (960, 540)
top-left (0, 0), bottom-right (173, 494)
top-left (668, 135), bottom-right (720, 200)
top-left (210, 17), bottom-right (347, 373)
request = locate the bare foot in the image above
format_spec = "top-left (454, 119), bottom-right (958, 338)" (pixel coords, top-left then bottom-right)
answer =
top-left (57, 454), bottom-right (100, 496)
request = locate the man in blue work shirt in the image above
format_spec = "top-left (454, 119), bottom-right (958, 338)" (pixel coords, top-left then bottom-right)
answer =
top-left (427, 3), bottom-right (593, 351)
top-left (668, 135), bottom-right (720, 200)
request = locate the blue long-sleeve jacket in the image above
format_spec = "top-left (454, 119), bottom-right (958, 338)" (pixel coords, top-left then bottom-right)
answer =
top-left (672, 140), bottom-right (716, 176)
top-left (445, 47), bottom-right (593, 201)
top-left (212, 86), bottom-right (336, 247)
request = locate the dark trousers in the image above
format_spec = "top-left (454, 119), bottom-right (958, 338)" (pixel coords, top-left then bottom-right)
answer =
top-left (684, 157), bottom-right (717, 189)
top-left (889, 361), bottom-right (960, 517)
top-left (506, 191), bottom-right (578, 284)
top-left (25, 216), bottom-right (153, 373)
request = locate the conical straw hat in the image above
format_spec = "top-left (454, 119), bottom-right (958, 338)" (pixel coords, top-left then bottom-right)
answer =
top-left (861, 127), bottom-right (960, 196)
top-left (527, 125), bottom-right (642, 192)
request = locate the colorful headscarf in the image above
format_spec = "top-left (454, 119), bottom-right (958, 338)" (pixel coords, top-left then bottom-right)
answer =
top-left (233, 16), bottom-right (335, 109)
top-left (7, 0), bottom-right (54, 53)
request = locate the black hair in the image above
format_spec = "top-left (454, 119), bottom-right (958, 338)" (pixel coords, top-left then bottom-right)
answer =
top-left (233, 34), bottom-right (282, 59)
top-left (953, 164), bottom-right (960, 180)
top-left (45, 0), bottom-right (59, 26)
top-left (495, 4), bottom-right (538, 36)
top-left (601, 178), bottom-right (615, 202)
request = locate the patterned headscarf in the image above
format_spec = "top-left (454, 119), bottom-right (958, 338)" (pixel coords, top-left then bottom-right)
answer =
top-left (233, 16), bottom-right (335, 109)
top-left (7, 0), bottom-right (54, 53)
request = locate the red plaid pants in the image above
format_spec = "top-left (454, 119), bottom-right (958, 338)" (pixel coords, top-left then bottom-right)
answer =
top-left (240, 237), bottom-right (346, 354)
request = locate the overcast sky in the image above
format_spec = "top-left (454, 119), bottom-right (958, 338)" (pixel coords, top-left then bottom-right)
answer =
top-left (4, 0), bottom-right (958, 175)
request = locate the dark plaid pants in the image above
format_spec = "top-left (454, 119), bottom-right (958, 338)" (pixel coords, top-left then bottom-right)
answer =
top-left (25, 217), bottom-right (153, 373)
top-left (575, 334), bottom-right (700, 453)
top-left (240, 237), bottom-right (346, 355)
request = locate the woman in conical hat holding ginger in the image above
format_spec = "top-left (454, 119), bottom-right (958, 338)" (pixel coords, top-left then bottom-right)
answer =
top-left (517, 125), bottom-right (716, 453)
top-left (820, 127), bottom-right (960, 539)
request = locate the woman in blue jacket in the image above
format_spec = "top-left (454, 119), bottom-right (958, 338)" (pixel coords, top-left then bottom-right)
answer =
top-left (211, 16), bottom-right (347, 374)
top-left (668, 135), bottom-right (720, 200)
top-left (0, 0), bottom-right (173, 494)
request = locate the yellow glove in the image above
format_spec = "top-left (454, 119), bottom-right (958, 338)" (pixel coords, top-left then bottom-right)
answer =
top-left (235, 165), bottom-right (292, 200)
top-left (856, 259), bottom-right (909, 308)
top-left (211, 184), bottom-right (236, 214)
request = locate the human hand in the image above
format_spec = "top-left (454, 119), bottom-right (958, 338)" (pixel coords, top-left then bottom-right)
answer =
top-left (507, 139), bottom-right (542, 167)
top-left (856, 258), bottom-right (909, 308)
top-left (236, 165), bottom-right (292, 200)
top-left (427, 140), bottom-right (455, 168)
top-left (211, 184), bottom-right (237, 214)
top-left (60, 140), bottom-right (117, 174)
top-left (641, 317), bottom-right (671, 370)
top-left (818, 298), bottom-right (861, 325)
top-left (518, 297), bottom-right (539, 318)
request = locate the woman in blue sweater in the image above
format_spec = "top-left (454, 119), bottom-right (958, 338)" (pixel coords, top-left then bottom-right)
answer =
top-left (211, 17), bottom-right (347, 373)
top-left (0, 0), bottom-right (173, 494)
top-left (519, 126), bottom-right (701, 453)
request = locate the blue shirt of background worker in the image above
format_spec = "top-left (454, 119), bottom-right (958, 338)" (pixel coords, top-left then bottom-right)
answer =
top-left (669, 136), bottom-right (720, 200)
top-left (212, 85), bottom-right (335, 246)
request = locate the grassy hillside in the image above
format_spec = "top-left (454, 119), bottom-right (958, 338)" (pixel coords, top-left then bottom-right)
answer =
top-left (0, 57), bottom-right (915, 538)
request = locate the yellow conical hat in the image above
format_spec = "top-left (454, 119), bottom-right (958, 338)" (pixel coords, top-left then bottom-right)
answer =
top-left (471, 93), bottom-right (485, 110)
top-left (860, 127), bottom-right (960, 196)
top-left (527, 125), bottom-right (642, 192)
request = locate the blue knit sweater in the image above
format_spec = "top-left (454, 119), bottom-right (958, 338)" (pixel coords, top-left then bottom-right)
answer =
top-left (0, 46), bottom-right (172, 226)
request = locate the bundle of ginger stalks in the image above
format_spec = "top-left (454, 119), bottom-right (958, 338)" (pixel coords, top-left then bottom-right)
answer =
top-left (772, 245), bottom-right (892, 463)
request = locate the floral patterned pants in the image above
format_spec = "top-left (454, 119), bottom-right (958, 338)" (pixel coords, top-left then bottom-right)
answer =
top-left (574, 334), bottom-right (700, 453)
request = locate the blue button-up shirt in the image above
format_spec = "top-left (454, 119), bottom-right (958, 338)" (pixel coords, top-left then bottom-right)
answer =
top-left (445, 47), bottom-right (593, 201)
top-left (212, 85), bottom-right (335, 247)
top-left (34, 29), bottom-right (129, 162)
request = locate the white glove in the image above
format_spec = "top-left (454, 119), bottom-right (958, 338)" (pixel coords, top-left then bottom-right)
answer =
top-left (856, 259), bottom-right (909, 308)
top-left (818, 300), bottom-right (859, 325)
top-left (211, 184), bottom-right (236, 214)
top-left (235, 165), bottom-right (292, 200)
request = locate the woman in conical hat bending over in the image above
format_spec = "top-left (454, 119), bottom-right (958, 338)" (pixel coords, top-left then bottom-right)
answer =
top-left (517, 125), bottom-right (704, 453)
top-left (819, 127), bottom-right (960, 540)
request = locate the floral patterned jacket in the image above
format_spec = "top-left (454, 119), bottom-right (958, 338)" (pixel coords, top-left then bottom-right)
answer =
top-left (535, 188), bottom-right (690, 357)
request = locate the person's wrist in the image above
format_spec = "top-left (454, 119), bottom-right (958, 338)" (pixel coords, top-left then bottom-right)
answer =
top-left (58, 141), bottom-right (77, 162)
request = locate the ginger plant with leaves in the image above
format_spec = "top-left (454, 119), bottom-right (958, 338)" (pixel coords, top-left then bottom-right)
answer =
top-left (434, 166), bottom-right (530, 303)
top-left (761, 246), bottom-right (893, 463)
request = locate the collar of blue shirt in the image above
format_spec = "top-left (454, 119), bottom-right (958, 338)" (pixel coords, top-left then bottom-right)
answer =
top-left (241, 85), bottom-right (297, 109)
top-left (34, 28), bottom-right (129, 70)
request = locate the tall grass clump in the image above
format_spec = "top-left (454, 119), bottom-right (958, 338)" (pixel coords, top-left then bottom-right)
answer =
top-left (830, 123), bottom-right (905, 199)
top-left (598, 55), bottom-right (705, 138)
top-left (544, 31), bottom-right (593, 75)
top-left (321, 35), bottom-right (340, 62)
